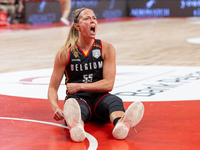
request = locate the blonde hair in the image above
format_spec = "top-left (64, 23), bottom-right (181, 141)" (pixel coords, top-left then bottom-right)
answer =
top-left (58, 7), bottom-right (91, 58)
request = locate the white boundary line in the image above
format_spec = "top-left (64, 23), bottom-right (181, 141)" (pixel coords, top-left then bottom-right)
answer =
top-left (0, 117), bottom-right (98, 150)
top-left (187, 37), bottom-right (200, 44)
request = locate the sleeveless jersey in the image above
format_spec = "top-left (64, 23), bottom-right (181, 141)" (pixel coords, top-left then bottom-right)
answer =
top-left (65, 39), bottom-right (103, 99)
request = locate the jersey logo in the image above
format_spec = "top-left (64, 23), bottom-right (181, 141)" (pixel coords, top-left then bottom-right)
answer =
top-left (92, 49), bottom-right (101, 59)
top-left (74, 51), bottom-right (79, 58)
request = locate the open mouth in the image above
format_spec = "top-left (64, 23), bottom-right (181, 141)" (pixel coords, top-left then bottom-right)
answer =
top-left (90, 27), bottom-right (95, 33)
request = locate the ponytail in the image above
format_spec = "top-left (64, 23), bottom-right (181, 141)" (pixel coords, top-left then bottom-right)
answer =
top-left (57, 7), bottom-right (89, 59)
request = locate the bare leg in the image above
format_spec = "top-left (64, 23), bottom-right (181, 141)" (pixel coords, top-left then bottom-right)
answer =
top-left (62, 0), bottom-right (71, 19)
top-left (60, 0), bottom-right (71, 25)
top-left (8, 5), bottom-right (17, 23)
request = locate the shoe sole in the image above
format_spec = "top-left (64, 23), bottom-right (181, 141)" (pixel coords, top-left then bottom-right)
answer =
top-left (63, 98), bottom-right (86, 142)
top-left (70, 125), bottom-right (86, 142)
top-left (112, 101), bottom-right (144, 140)
top-left (112, 122), bottom-right (129, 140)
top-left (124, 101), bottom-right (144, 128)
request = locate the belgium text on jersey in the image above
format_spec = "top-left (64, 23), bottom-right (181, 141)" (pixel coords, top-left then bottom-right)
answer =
top-left (70, 61), bottom-right (103, 71)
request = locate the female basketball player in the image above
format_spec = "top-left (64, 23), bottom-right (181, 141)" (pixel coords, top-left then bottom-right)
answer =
top-left (48, 7), bottom-right (144, 142)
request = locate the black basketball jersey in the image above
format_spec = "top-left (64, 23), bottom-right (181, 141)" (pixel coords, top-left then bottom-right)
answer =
top-left (65, 39), bottom-right (104, 99)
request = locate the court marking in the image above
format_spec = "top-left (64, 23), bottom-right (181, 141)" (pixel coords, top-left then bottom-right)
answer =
top-left (188, 21), bottom-right (200, 24)
top-left (0, 66), bottom-right (200, 102)
top-left (0, 117), bottom-right (98, 150)
top-left (187, 37), bottom-right (200, 44)
top-left (114, 70), bottom-right (175, 89)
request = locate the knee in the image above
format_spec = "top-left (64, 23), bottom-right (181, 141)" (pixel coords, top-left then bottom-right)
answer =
top-left (0, 7), bottom-right (7, 13)
top-left (96, 95), bottom-right (125, 117)
top-left (108, 97), bottom-right (125, 115)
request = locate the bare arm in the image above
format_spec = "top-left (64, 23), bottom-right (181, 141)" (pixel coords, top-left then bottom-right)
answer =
top-left (67, 41), bottom-right (116, 94)
top-left (48, 50), bottom-right (68, 121)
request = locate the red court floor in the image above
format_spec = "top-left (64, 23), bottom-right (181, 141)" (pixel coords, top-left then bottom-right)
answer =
top-left (1, 94), bottom-right (200, 150)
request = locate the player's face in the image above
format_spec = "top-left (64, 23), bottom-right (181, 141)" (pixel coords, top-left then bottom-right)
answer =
top-left (78, 9), bottom-right (98, 39)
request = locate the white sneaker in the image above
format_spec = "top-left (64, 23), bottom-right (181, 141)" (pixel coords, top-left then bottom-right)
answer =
top-left (112, 101), bottom-right (144, 140)
top-left (63, 98), bottom-right (86, 142)
top-left (60, 17), bottom-right (70, 26)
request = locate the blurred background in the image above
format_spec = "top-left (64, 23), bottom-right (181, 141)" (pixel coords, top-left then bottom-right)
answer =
top-left (1, 0), bottom-right (200, 25)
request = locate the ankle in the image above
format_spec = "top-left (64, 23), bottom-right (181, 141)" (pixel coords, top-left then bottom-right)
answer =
top-left (113, 117), bottom-right (122, 126)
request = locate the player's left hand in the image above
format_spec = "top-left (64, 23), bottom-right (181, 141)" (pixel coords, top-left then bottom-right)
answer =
top-left (66, 83), bottom-right (81, 94)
